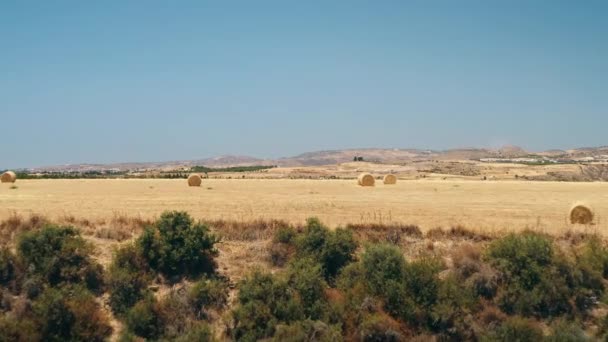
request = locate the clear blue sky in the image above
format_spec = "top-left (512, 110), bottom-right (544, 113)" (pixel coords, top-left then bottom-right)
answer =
top-left (1, 1), bottom-right (607, 168)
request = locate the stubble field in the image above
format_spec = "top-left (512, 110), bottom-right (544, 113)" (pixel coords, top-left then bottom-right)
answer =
top-left (1, 178), bottom-right (607, 234)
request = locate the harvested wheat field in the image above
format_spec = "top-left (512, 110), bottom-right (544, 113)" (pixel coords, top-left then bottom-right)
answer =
top-left (1, 179), bottom-right (608, 234)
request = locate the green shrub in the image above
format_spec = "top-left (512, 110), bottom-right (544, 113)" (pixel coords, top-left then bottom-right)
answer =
top-left (32, 285), bottom-right (112, 342)
top-left (273, 226), bottom-right (297, 244)
top-left (358, 312), bottom-right (403, 342)
top-left (272, 320), bottom-right (342, 342)
top-left (17, 225), bottom-right (103, 292)
top-left (360, 244), bottom-right (407, 297)
top-left (138, 211), bottom-right (219, 279)
top-left (403, 257), bottom-right (442, 309)
top-left (286, 258), bottom-right (328, 319)
top-left (430, 275), bottom-right (477, 339)
top-left (107, 244), bottom-right (152, 315)
top-left (231, 270), bottom-right (303, 341)
top-left (578, 236), bottom-right (608, 279)
top-left (23, 275), bottom-right (44, 299)
top-left (156, 290), bottom-right (194, 339)
top-left (126, 296), bottom-right (162, 339)
top-left (0, 247), bottom-right (19, 291)
top-left (189, 276), bottom-right (229, 315)
top-left (0, 314), bottom-right (40, 342)
top-left (172, 322), bottom-right (213, 342)
top-left (486, 232), bottom-right (577, 317)
top-left (486, 231), bottom-right (554, 290)
top-left (295, 218), bottom-right (357, 281)
top-left (481, 316), bottom-right (543, 342)
top-left (546, 319), bottom-right (589, 341)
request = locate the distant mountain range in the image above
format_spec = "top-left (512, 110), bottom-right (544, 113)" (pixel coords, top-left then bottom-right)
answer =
top-left (25, 146), bottom-right (608, 172)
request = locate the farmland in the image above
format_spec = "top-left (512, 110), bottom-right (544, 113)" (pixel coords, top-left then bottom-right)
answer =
top-left (1, 178), bottom-right (607, 234)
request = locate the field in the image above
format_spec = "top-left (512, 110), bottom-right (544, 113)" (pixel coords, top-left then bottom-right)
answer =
top-left (2, 178), bottom-right (607, 234)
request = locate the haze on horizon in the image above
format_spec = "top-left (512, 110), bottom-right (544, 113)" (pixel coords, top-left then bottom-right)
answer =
top-left (1, 1), bottom-right (607, 169)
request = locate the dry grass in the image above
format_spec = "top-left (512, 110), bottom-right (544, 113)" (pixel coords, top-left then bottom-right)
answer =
top-left (346, 223), bottom-right (423, 244)
top-left (1, 179), bottom-right (608, 235)
top-left (426, 225), bottom-right (492, 241)
top-left (206, 218), bottom-right (291, 241)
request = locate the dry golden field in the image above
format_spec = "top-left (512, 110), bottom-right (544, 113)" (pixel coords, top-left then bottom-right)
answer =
top-left (1, 178), bottom-right (608, 234)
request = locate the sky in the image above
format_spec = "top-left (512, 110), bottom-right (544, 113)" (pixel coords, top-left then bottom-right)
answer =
top-left (1, 1), bottom-right (607, 168)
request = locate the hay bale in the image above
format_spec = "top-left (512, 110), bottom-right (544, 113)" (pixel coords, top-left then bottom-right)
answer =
top-left (570, 203), bottom-right (594, 224)
top-left (187, 174), bottom-right (202, 187)
top-left (383, 174), bottom-right (397, 185)
top-left (0, 171), bottom-right (16, 183)
top-left (357, 173), bottom-right (375, 187)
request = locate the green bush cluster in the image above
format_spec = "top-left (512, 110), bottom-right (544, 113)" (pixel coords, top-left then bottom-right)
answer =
top-left (0, 226), bottom-right (111, 342)
top-left (486, 231), bottom-right (604, 317)
top-left (270, 218), bottom-right (357, 281)
top-left (107, 211), bottom-right (225, 340)
top-left (138, 211), bottom-right (220, 279)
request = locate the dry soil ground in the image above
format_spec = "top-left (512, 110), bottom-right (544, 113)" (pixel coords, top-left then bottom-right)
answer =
top-left (1, 179), bottom-right (607, 234)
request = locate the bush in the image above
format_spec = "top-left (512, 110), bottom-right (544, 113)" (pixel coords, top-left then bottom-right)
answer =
top-left (360, 244), bottom-right (407, 297)
top-left (107, 244), bottom-right (152, 315)
top-left (0, 247), bottom-right (19, 290)
top-left (358, 312), bottom-right (404, 342)
top-left (481, 316), bottom-right (543, 342)
top-left (272, 320), bottom-right (342, 342)
top-left (273, 226), bottom-right (297, 244)
top-left (546, 319), bottom-right (589, 341)
top-left (17, 225), bottom-right (103, 292)
top-left (0, 314), bottom-right (41, 342)
top-left (32, 285), bottom-right (112, 342)
top-left (189, 276), bottom-right (229, 315)
top-left (172, 322), bottom-right (213, 342)
top-left (231, 270), bottom-right (303, 340)
top-left (286, 258), bottom-right (328, 319)
top-left (295, 218), bottom-right (357, 281)
top-left (126, 296), bottom-right (162, 339)
top-left (138, 211), bottom-right (219, 279)
top-left (486, 232), bottom-right (576, 317)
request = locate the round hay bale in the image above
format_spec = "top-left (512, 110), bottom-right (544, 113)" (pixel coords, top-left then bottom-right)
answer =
top-left (357, 173), bottom-right (375, 187)
top-left (570, 203), bottom-right (594, 225)
top-left (383, 174), bottom-right (397, 185)
top-left (187, 174), bottom-right (202, 187)
top-left (1, 171), bottom-right (16, 183)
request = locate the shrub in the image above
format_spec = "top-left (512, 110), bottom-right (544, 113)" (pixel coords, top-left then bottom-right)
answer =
top-left (358, 312), bottom-right (404, 342)
top-left (269, 242), bottom-right (293, 267)
top-left (32, 285), bottom-right (112, 342)
top-left (430, 275), bottom-right (477, 339)
top-left (138, 211), bottom-right (219, 279)
top-left (0, 314), bottom-right (41, 342)
top-left (0, 247), bottom-right (19, 290)
top-left (231, 270), bottom-right (303, 340)
top-left (486, 232), bottom-right (577, 317)
top-left (126, 296), bottom-right (162, 339)
top-left (360, 244), bottom-right (407, 297)
top-left (17, 225), bottom-right (103, 292)
top-left (273, 226), bottom-right (297, 244)
top-left (172, 322), bottom-right (213, 342)
top-left (481, 316), bottom-right (543, 342)
top-left (286, 258), bottom-right (328, 319)
top-left (107, 244), bottom-right (152, 315)
top-left (546, 319), bottom-right (589, 341)
top-left (189, 276), bottom-right (229, 316)
top-left (272, 320), bottom-right (342, 342)
top-left (403, 257), bottom-right (442, 309)
top-left (295, 218), bottom-right (357, 281)
top-left (156, 289), bottom-right (194, 339)
top-left (578, 236), bottom-right (608, 279)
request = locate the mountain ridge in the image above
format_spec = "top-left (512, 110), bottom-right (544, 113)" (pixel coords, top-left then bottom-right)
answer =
top-left (21, 145), bottom-right (608, 172)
